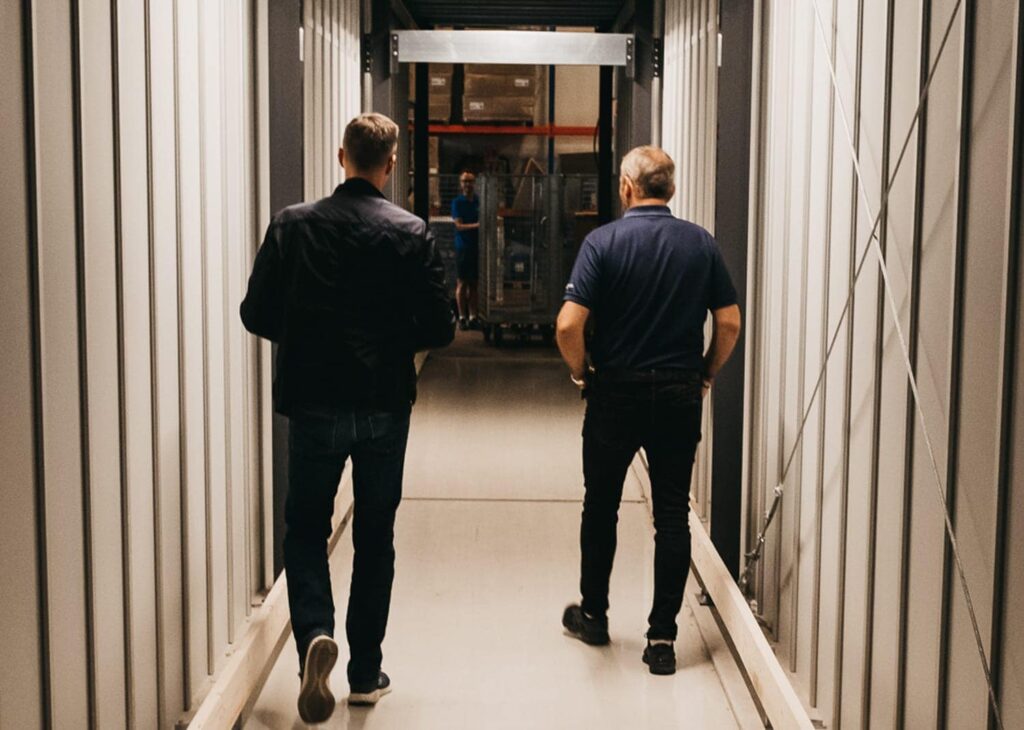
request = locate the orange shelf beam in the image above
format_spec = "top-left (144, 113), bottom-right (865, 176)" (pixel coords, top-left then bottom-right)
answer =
top-left (424, 124), bottom-right (597, 137)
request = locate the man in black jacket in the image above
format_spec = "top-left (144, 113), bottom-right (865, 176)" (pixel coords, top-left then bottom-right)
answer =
top-left (240, 113), bottom-right (454, 722)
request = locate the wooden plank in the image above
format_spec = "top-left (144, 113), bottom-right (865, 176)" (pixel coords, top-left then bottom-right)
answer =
top-left (690, 508), bottom-right (814, 730)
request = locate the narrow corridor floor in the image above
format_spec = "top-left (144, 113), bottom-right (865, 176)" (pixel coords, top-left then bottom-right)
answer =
top-left (246, 333), bottom-right (739, 729)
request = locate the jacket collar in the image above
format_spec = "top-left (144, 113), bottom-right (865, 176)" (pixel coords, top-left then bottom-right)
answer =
top-left (337, 177), bottom-right (386, 199)
top-left (623, 204), bottom-right (673, 218)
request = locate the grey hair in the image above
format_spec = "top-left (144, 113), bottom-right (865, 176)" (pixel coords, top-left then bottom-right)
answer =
top-left (620, 146), bottom-right (676, 201)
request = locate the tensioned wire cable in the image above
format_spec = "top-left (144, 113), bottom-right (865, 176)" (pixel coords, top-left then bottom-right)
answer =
top-left (734, 0), bottom-right (1004, 726)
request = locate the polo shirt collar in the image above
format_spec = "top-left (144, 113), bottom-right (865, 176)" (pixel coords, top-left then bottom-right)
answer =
top-left (336, 177), bottom-right (385, 199)
top-left (623, 204), bottom-right (673, 218)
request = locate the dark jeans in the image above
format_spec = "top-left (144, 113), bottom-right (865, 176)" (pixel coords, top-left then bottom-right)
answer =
top-left (285, 406), bottom-right (410, 684)
top-left (580, 378), bottom-right (703, 640)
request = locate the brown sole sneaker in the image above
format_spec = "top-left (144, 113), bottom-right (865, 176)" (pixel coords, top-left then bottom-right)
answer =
top-left (297, 635), bottom-right (338, 723)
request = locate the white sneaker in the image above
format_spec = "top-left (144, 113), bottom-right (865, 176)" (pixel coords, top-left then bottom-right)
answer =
top-left (348, 672), bottom-right (392, 706)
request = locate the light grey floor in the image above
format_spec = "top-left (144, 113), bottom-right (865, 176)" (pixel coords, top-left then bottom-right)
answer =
top-left (246, 332), bottom-right (739, 729)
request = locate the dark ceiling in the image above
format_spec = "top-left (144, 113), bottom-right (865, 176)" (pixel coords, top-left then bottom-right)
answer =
top-left (400, 1), bottom-right (629, 29)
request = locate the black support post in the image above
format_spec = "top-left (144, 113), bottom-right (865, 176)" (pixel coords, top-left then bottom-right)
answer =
top-left (268, 0), bottom-right (306, 576)
top-left (414, 62), bottom-right (430, 222)
top-left (598, 65), bottom-right (614, 224)
top-left (710, 0), bottom-right (755, 579)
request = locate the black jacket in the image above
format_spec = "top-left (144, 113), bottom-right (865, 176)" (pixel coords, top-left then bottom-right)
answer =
top-left (240, 178), bottom-right (455, 415)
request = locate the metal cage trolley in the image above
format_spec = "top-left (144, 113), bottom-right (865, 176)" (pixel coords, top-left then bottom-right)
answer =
top-left (478, 173), bottom-right (602, 344)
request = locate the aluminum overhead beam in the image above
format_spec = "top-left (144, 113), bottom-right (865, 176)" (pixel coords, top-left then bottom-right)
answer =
top-left (392, 30), bottom-right (635, 76)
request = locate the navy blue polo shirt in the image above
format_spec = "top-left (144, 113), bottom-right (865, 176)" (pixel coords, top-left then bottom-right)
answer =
top-left (563, 205), bottom-right (737, 372)
top-left (451, 194), bottom-right (479, 250)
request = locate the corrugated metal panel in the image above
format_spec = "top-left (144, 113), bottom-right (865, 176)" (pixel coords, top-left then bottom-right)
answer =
top-left (705, 0), bottom-right (1024, 725)
top-left (1, 1), bottom-right (279, 726)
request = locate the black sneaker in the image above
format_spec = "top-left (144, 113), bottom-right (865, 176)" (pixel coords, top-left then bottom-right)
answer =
top-left (642, 641), bottom-right (676, 675)
top-left (348, 671), bottom-right (392, 706)
top-left (459, 317), bottom-right (469, 331)
top-left (562, 604), bottom-right (610, 645)
top-left (297, 635), bottom-right (338, 723)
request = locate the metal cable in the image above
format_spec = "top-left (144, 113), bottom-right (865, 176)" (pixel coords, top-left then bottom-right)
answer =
top-left (736, 0), bottom-right (1004, 726)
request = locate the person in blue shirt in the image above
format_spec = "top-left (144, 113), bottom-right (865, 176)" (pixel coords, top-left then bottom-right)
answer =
top-left (451, 171), bottom-right (481, 330)
top-left (555, 146), bottom-right (742, 676)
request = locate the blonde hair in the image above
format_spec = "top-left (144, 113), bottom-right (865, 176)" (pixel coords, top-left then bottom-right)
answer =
top-left (620, 146), bottom-right (676, 201)
top-left (343, 113), bottom-right (399, 171)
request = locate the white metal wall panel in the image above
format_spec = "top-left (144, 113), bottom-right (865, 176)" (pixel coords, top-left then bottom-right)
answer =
top-left (0, 0), bottom-right (45, 725)
top-left (174, 0), bottom-right (213, 701)
top-left (944, 1), bottom-right (1016, 725)
top-left (148, 0), bottom-right (186, 724)
top-left (795, 0), bottom-right (835, 698)
top-left (902, 1), bottom-right (962, 725)
top-left (838, 0), bottom-right (888, 723)
top-left (200, 0), bottom-right (231, 675)
top-left (221, 0), bottom-right (251, 643)
top-left (305, 0), bottom-right (363, 201)
top-left (730, 0), bottom-right (1024, 725)
top-left (778, 1), bottom-right (812, 676)
top-left (866, 0), bottom-right (922, 725)
top-left (78, 1), bottom-right (129, 725)
top-left (662, 0), bottom-right (720, 523)
top-left (3, 1), bottom-right (281, 726)
top-left (32, 2), bottom-right (92, 725)
top-left (116, 0), bottom-right (161, 723)
top-left (1000, 167), bottom-right (1024, 728)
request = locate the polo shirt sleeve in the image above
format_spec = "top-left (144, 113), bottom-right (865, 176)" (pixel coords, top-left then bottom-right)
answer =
top-left (708, 242), bottom-right (738, 311)
top-left (450, 197), bottom-right (461, 221)
top-left (564, 236), bottom-right (601, 309)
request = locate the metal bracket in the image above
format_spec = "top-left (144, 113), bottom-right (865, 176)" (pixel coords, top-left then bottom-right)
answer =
top-left (390, 33), bottom-right (400, 76)
top-left (652, 37), bottom-right (664, 78)
top-left (625, 36), bottom-right (635, 78)
top-left (362, 33), bottom-right (373, 74)
top-left (697, 590), bottom-right (715, 607)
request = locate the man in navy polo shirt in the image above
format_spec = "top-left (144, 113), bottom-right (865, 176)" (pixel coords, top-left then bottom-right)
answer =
top-left (555, 146), bottom-right (741, 675)
top-left (451, 170), bottom-right (481, 330)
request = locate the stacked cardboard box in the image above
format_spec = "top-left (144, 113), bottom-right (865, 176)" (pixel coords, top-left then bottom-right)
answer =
top-left (410, 63), bottom-right (455, 123)
top-left (463, 64), bottom-right (542, 123)
top-left (428, 136), bottom-right (441, 212)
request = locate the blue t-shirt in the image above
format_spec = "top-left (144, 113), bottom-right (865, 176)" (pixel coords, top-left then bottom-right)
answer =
top-left (563, 205), bottom-right (737, 372)
top-left (451, 195), bottom-right (479, 250)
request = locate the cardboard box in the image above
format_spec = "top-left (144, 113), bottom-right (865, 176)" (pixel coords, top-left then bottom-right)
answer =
top-left (429, 99), bottom-right (451, 123)
top-left (410, 63), bottom-right (455, 93)
top-left (463, 97), bottom-right (536, 122)
top-left (465, 64), bottom-right (539, 77)
top-left (464, 73), bottom-right (539, 98)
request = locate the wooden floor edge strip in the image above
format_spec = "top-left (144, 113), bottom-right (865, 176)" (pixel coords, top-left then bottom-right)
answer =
top-left (689, 511), bottom-right (815, 730)
top-left (684, 587), bottom-right (767, 728)
top-left (631, 452), bottom-right (813, 730)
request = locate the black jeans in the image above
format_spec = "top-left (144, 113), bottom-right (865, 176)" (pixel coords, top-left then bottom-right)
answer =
top-left (580, 378), bottom-right (703, 641)
top-left (285, 406), bottom-right (410, 684)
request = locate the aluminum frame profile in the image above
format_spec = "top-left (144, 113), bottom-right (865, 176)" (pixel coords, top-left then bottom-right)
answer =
top-left (391, 30), bottom-right (635, 77)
